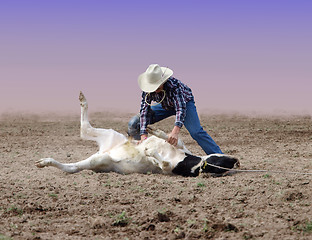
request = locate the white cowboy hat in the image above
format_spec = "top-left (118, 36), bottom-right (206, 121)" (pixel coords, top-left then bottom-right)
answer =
top-left (138, 64), bottom-right (173, 92)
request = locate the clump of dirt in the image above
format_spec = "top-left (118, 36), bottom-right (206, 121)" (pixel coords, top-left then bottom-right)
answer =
top-left (283, 190), bottom-right (305, 201)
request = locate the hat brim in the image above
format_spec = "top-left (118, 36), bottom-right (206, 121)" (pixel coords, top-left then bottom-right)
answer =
top-left (138, 67), bottom-right (173, 92)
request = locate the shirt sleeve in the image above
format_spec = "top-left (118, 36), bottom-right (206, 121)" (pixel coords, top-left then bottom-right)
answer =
top-left (173, 88), bottom-right (187, 128)
top-left (139, 92), bottom-right (149, 135)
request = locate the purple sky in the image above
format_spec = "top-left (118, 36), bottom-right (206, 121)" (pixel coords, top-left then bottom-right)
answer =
top-left (1, 0), bottom-right (311, 116)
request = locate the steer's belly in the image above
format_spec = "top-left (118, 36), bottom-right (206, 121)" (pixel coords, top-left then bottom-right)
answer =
top-left (95, 143), bottom-right (164, 174)
top-left (112, 160), bottom-right (163, 174)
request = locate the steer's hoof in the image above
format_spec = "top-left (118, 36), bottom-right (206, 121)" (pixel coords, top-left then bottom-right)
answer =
top-left (79, 91), bottom-right (88, 107)
top-left (35, 159), bottom-right (46, 168)
top-left (35, 158), bottom-right (54, 168)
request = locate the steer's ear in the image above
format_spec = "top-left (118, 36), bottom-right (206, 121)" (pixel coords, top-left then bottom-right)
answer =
top-left (201, 155), bottom-right (239, 174)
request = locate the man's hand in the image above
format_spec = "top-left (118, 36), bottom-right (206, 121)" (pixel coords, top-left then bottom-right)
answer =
top-left (167, 126), bottom-right (180, 146)
top-left (138, 134), bottom-right (148, 144)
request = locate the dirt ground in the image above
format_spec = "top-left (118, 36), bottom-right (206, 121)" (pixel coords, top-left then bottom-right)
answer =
top-left (0, 111), bottom-right (311, 240)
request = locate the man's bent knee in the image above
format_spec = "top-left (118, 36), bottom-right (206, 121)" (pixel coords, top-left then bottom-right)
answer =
top-left (127, 114), bottom-right (141, 140)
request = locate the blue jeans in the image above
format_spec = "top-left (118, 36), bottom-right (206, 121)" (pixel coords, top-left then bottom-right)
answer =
top-left (128, 100), bottom-right (223, 155)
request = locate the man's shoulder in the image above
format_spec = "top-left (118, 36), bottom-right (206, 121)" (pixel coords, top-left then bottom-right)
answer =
top-left (167, 77), bottom-right (181, 86)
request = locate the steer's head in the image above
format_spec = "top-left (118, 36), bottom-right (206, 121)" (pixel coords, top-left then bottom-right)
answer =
top-left (201, 154), bottom-right (239, 174)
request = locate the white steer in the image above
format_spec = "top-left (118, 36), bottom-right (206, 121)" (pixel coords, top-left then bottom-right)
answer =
top-left (35, 92), bottom-right (239, 177)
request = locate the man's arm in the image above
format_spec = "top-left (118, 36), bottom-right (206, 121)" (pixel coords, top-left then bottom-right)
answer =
top-left (167, 125), bottom-right (180, 146)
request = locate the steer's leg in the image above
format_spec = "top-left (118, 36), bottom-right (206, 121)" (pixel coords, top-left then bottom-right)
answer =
top-left (35, 152), bottom-right (112, 174)
top-left (148, 128), bottom-right (191, 154)
top-left (79, 91), bottom-right (127, 152)
top-left (79, 91), bottom-right (102, 141)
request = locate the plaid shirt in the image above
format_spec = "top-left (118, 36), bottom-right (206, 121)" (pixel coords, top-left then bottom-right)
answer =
top-left (139, 77), bottom-right (194, 135)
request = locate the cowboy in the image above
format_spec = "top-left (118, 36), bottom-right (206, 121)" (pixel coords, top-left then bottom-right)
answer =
top-left (128, 64), bottom-right (223, 155)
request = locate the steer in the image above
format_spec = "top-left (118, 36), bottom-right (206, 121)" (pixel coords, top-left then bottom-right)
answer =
top-left (35, 92), bottom-right (239, 177)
